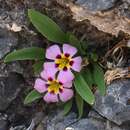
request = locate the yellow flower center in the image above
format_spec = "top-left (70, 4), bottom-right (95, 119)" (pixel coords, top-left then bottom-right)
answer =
top-left (55, 54), bottom-right (74, 70)
top-left (47, 80), bottom-right (63, 94)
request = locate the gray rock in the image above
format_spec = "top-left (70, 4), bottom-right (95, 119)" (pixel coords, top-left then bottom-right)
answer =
top-left (0, 113), bottom-right (8, 130)
top-left (123, 0), bottom-right (130, 4)
top-left (44, 110), bottom-right (77, 130)
top-left (70, 118), bottom-right (105, 130)
top-left (76, 0), bottom-right (117, 11)
top-left (70, 111), bottom-right (127, 130)
top-left (119, 1), bottom-right (130, 19)
top-left (0, 28), bottom-right (17, 59)
top-left (87, 111), bottom-right (130, 130)
top-left (94, 80), bottom-right (130, 125)
top-left (9, 125), bottom-right (26, 130)
top-left (26, 112), bottom-right (44, 130)
top-left (43, 109), bottom-right (129, 130)
top-left (0, 7), bottom-right (26, 30)
top-left (0, 62), bottom-right (24, 77)
top-left (0, 120), bottom-right (8, 130)
top-left (0, 72), bottom-right (24, 111)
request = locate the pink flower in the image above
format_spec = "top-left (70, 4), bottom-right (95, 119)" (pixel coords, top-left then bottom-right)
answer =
top-left (44, 44), bottom-right (82, 82)
top-left (34, 69), bottom-right (74, 103)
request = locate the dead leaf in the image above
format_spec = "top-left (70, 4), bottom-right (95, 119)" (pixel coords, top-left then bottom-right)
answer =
top-left (69, 3), bottom-right (130, 36)
top-left (105, 68), bottom-right (128, 85)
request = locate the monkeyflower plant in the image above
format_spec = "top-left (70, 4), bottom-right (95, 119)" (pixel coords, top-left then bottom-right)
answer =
top-left (4, 9), bottom-right (106, 117)
top-left (34, 44), bottom-right (82, 103)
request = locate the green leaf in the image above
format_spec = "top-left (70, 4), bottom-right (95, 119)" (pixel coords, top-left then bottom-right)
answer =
top-left (28, 9), bottom-right (67, 43)
top-left (4, 47), bottom-right (45, 63)
top-left (81, 41), bottom-right (88, 50)
top-left (67, 32), bottom-right (85, 55)
top-left (67, 32), bottom-right (81, 48)
top-left (92, 63), bottom-right (106, 95)
top-left (75, 93), bottom-right (84, 119)
top-left (90, 53), bottom-right (98, 62)
top-left (63, 99), bottom-right (73, 115)
top-left (74, 73), bottom-right (95, 105)
top-left (81, 68), bottom-right (93, 88)
top-left (33, 60), bottom-right (44, 75)
top-left (24, 90), bottom-right (42, 105)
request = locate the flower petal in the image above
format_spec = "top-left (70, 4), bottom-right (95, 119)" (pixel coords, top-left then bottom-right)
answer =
top-left (71, 56), bottom-right (82, 72)
top-left (44, 62), bottom-right (58, 75)
top-left (59, 88), bottom-right (73, 102)
top-left (57, 70), bottom-right (74, 83)
top-left (44, 93), bottom-right (59, 103)
top-left (34, 78), bottom-right (47, 93)
top-left (46, 45), bottom-right (61, 60)
top-left (63, 82), bottom-right (73, 88)
top-left (63, 44), bottom-right (77, 57)
top-left (41, 69), bottom-right (56, 81)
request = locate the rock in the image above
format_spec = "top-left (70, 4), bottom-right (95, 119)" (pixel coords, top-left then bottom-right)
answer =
top-left (70, 119), bottom-right (105, 130)
top-left (43, 109), bottom-right (129, 130)
top-left (76, 0), bottom-right (117, 11)
top-left (0, 120), bottom-right (8, 130)
top-left (0, 113), bottom-right (8, 130)
top-left (0, 4), bottom-right (26, 30)
top-left (87, 111), bottom-right (129, 130)
top-left (36, 123), bottom-right (44, 130)
top-left (9, 125), bottom-right (26, 130)
top-left (0, 28), bottom-right (17, 59)
top-left (43, 110), bottom-right (77, 130)
top-left (0, 62), bottom-right (24, 77)
top-left (0, 72), bottom-right (24, 111)
top-left (94, 80), bottom-right (130, 125)
top-left (123, 0), bottom-right (130, 4)
top-left (119, 0), bottom-right (130, 19)
top-left (0, 1), bottom-right (42, 49)
top-left (26, 112), bottom-right (44, 130)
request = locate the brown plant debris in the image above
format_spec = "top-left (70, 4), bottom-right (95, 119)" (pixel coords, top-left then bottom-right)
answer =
top-left (105, 68), bottom-right (129, 85)
top-left (69, 3), bottom-right (130, 36)
top-left (100, 35), bottom-right (130, 68)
